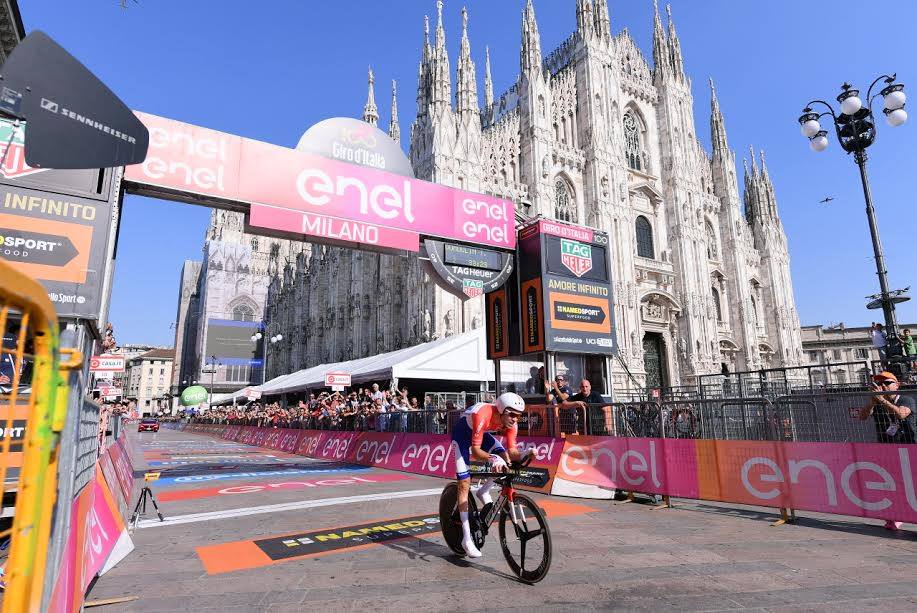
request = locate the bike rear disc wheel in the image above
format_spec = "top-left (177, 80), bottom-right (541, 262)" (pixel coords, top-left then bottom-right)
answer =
top-left (438, 483), bottom-right (466, 555)
top-left (498, 493), bottom-right (552, 583)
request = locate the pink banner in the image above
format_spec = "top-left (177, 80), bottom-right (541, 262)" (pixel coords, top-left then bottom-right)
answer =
top-left (249, 204), bottom-right (420, 252)
top-left (553, 436), bottom-right (700, 499)
top-left (126, 112), bottom-right (514, 250)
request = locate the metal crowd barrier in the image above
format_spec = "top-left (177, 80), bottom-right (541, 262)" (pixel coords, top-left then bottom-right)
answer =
top-left (0, 260), bottom-right (81, 612)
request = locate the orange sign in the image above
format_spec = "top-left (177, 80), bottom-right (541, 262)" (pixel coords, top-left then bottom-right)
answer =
top-left (0, 211), bottom-right (92, 283)
top-left (547, 290), bottom-right (612, 334)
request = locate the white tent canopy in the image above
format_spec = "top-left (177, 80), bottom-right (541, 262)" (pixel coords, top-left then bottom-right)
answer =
top-left (228, 328), bottom-right (493, 398)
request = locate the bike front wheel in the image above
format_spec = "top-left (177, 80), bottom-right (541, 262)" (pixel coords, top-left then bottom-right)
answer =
top-left (498, 493), bottom-right (552, 583)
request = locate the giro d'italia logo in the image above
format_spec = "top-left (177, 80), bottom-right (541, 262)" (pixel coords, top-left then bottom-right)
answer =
top-left (462, 279), bottom-right (484, 298)
top-left (560, 239), bottom-right (593, 277)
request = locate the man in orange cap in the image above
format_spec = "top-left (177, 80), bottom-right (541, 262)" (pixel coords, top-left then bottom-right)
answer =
top-left (858, 372), bottom-right (916, 530)
top-left (858, 371), bottom-right (916, 444)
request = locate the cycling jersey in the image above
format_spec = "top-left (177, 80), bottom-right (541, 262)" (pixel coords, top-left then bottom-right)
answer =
top-left (450, 402), bottom-right (518, 480)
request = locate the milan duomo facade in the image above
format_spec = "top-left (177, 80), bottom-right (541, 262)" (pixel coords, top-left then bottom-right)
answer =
top-left (183, 0), bottom-right (803, 394)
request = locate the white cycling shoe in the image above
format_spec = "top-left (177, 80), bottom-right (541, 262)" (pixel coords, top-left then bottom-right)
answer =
top-left (461, 535), bottom-right (483, 558)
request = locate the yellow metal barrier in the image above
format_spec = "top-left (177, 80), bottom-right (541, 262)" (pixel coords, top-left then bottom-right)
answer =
top-left (0, 259), bottom-right (78, 612)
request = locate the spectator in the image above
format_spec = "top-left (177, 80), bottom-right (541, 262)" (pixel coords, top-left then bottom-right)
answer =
top-left (568, 379), bottom-right (604, 406)
top-left (525, 366), bottom-right (545, 394)
top-left (871, 323), bottom-right (888, 363)
top-left (900, 329), bottom-right (916, 372)
top-left (858, 372), bottom-right (915, 444)
top-left (858, 371), bottom-right (916, 530)
top-left (545, 373), bottom-right (573, 405)
top-left (375, 396), bottom-right (388, 432)
top-left (556, 378), bottom-right (597, 435)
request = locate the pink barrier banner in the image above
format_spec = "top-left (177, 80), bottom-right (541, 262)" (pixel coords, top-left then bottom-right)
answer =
top-left (694, 440), bottom-right (917, 524)
top-left (184, 426), bottom-right (565, 493)
top-left (552, 436), bottom-right (699, 499)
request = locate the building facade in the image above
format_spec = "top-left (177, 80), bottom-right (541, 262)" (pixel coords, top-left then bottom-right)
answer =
top-left (801, 322), bottom-right (915, 385)
top-left (175, 1), bottom-right (804, 392)
top-left (125, 348), bottom-right (174, 415)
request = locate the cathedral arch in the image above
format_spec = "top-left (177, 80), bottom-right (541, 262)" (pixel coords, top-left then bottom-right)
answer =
top-left (553, 176), bottom-right (577, 223)
top-left (705, 220), bottom-right (718, 260)
top-left (635, 215), bottom-right (654, 259)
top-left (712, 287), bottom-right (723, 322)
top-left (229, 297), bottom-right (258, 322)
top-left (622, 107), bottom-right (648, 172)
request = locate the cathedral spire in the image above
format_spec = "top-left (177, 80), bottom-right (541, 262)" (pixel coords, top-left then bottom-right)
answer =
top-left (520, 0), bottom-right (541, 74)
top-left (455, 6), bottom-right (479, 116)
top-left (389, 80), bottom-right (401, 144)
top-left (423, 14), bottom-right (431, 62)
top-left (484, 45), bottom-right (494, 108)
top-left (362, 66), bottom-right (378, 126)
top-left (748, 145), bottom-right (759, 177)
top-left (652, 0), bottom-right (669, 81)
top-left (759, 149), bottom-right (770, 181)
top-left (709, 77), bottom-right (729, 156)
top-left (416, 15), bottom-right (431, 117)
top-left (576, 0), bottom-right (593, 40)
top-left (665, 4), bottom-right (685, 80)
top-left (594, 0), bottom-right (611, 39)
top-left (431, 0), bottom-right (452, 107)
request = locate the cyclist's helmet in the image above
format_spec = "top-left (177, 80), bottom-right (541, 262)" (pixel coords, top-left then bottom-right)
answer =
top-left (495, 392), bottom-right (526, 415)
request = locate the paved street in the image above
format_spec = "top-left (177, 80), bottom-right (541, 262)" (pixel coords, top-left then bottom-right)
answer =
top-left (89, 428), bottom-right (917, 612)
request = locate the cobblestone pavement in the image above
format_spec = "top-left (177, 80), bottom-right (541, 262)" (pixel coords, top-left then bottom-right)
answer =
top-left (88, 428), bottom-right (917, 612)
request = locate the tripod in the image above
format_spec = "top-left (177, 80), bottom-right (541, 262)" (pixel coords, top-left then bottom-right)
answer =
top-left (130, 486), bottom-right (164, 531)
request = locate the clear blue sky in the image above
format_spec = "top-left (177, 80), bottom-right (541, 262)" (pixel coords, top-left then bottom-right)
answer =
top-left (21, 0), bottom-right (917, 346)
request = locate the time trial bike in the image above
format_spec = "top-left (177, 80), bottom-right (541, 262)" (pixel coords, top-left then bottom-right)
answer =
top-left (438, 456), bottom-right (552, 583)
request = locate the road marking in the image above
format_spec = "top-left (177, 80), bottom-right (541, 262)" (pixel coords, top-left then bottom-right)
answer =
top-left (136, 487), bottom-right (444, 529)
top-left (196, 499), bottom-right (598, 574)
top-left (157, 473), bottom-right (418, 502)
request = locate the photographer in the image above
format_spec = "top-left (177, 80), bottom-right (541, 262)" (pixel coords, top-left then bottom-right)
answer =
top-left (858, 372), bottom-right (916, 444)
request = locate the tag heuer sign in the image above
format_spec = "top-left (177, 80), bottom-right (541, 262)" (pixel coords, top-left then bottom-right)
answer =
top-left (423, 239), bottom-right (513, 301)
top-left (0, 120), bottom-right (46, 179)
top-left (462, 279), bottom-right (484, 298)
top-left (560, 239), bottom-right (593, 278)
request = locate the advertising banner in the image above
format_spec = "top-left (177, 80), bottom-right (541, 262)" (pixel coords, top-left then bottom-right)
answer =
top-left (0, 183), bottom-right (113, 318)
top-left (324, 372), bottom-right (351, 387)
top-left (125, 112), bottom-right (515, 250)
top-left (89, 354), bottom-right (125, 372)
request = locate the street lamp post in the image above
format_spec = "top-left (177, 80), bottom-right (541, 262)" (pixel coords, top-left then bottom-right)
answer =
top-left (799, 74), bottom-right (908, 373)
top-left (251, 323), bottom-right (283, 385)
top-left (207, 354), bottom-right (220, 407)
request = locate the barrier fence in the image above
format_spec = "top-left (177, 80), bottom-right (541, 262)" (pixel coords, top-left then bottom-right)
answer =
top-left (191, 389), bottom-right (914, 444)
top-left (179, 419), bottom-right (917, 526)
top-left (0, 261), bottom-right (75, 612)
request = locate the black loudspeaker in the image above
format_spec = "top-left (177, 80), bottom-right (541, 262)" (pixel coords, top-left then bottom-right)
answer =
top-left (0, 31), bottom-right (148, 169)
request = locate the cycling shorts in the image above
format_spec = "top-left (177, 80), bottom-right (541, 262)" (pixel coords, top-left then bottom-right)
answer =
top-left (451, 417), bottom-right (505, 480)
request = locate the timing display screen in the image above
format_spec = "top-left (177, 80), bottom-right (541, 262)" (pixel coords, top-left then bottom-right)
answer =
top-left (444, 243), bottom-right (503, 271)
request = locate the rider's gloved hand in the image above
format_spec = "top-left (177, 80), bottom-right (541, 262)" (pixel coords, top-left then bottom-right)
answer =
top-left (488, 454), bottom-right (508, 472)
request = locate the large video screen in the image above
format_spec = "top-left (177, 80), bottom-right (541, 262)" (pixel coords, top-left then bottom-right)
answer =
top-left (204, 319), bottom-right (262, 366)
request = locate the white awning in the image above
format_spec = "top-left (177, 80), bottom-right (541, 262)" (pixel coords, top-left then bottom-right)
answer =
top-left (230, 328), bottom-right (492, 397)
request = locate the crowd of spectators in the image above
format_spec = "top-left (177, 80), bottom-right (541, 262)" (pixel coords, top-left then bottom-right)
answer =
top-left (195, 383), bottom-right (457, 434)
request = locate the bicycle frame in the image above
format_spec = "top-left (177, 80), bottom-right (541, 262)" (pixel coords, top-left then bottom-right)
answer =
top-left (470, 470), bottom-right (521, 530)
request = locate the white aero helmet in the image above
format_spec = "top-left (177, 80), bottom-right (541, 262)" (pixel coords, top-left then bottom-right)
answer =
top-left (495, 392), bottom-right (526, 414)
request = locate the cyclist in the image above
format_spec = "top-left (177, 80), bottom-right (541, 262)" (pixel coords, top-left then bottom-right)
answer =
top-left (450, 391), bottom-right (532, 558)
